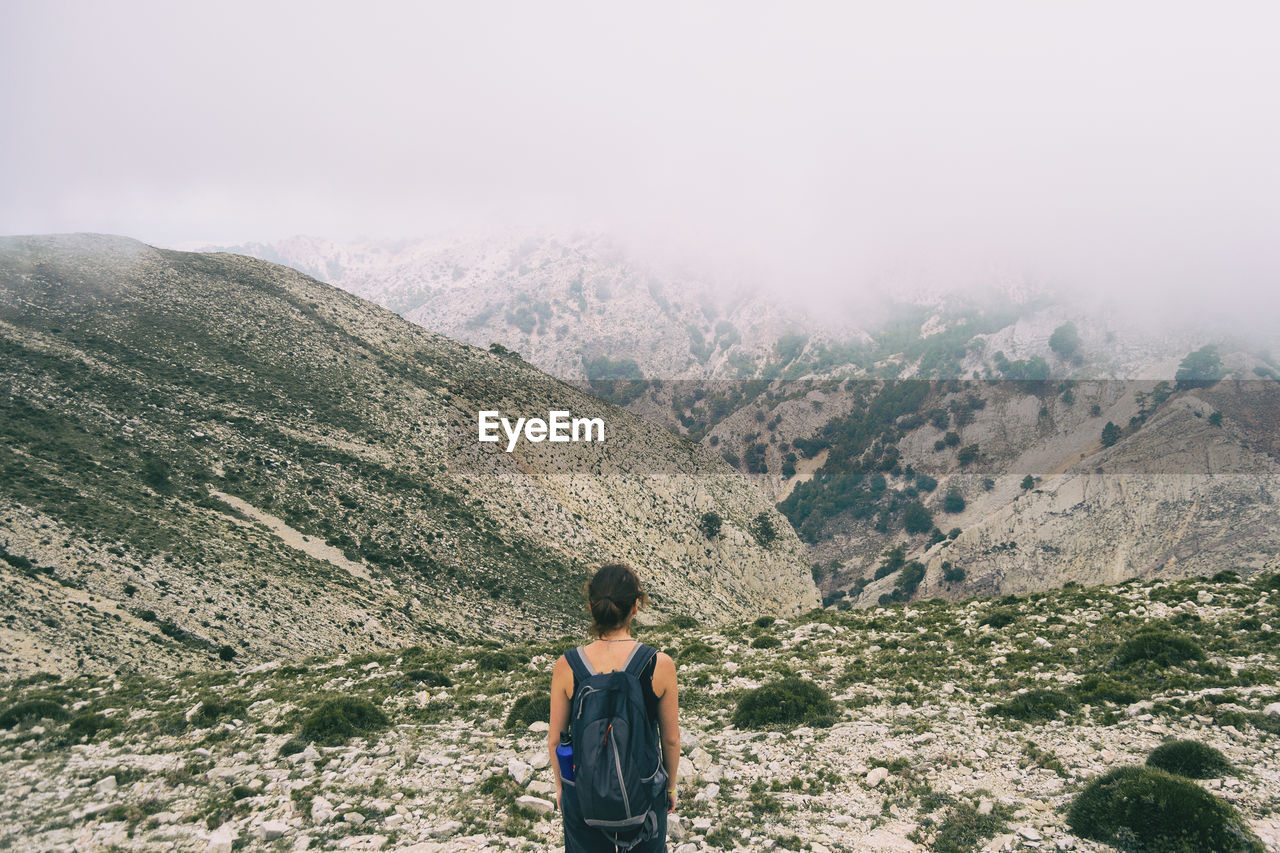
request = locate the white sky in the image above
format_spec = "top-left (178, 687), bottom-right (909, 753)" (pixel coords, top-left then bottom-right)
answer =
top-left (2, 1), bottom-right (1278, 321)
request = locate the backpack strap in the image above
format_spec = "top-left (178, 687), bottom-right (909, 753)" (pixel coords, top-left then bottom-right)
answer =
top-left (565, 645), bottom-right (593, 686)
top-left (624, 643), bottom-right (658, 679)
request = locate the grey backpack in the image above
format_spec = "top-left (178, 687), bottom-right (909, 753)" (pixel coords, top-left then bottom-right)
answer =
top-left (564, 642), bottom-right (664, 850)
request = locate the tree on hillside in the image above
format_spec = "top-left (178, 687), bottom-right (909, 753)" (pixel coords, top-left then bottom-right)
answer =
top-left (699, 511), bottom-right (722, 540)
top-left (902, 501), bottom-right (933, 534)
top-left (1020, 474), bottom-right (1035, 490)
top-left (1175, 346), bottom-right (1225, 388)
top-left (1049, 322), bottom-right (1082, 361)
top-left (943, 490), bottom-right (966, 513)
top-left (1101, 421), bottom-right (1122, 447)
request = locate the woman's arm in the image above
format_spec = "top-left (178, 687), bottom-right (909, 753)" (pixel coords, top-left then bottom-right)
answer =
top-left (548, 656), bottom-right (572, 810)
top-left (652, 652), bottom-right (680, 812)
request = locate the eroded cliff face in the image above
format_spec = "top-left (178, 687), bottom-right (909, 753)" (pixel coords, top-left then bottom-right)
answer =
top-left (0, 235), bottom-right (816, 677)
top-left (852, 384), bottom-right (1280, 604)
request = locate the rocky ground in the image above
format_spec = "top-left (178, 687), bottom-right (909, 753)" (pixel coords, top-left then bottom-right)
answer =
top-left (2, 571), bottom-right (1278, 852)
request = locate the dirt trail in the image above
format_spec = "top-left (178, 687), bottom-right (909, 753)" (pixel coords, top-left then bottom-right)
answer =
top-left (208, 489), bottom-right (371, 581)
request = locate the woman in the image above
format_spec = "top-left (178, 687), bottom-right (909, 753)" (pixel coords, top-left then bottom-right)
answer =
top-left (548, 563), bottom-right (680, 852)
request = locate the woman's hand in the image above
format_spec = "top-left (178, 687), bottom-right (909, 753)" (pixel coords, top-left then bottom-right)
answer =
top-left (667, 788), bottom-right (677, 813)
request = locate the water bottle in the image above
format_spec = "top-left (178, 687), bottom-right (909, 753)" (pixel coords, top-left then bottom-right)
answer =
top-left (556, 731), bottom-right (574, 783)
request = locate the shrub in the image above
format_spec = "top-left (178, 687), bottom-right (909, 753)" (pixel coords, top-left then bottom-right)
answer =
top-left (1146, 740), bottom-right (1234, 779)
top-left (942, 490), bottom-right (965, 513)
top-left (754, 616), bottom-right (776, 628)
top-left (217, 645), bottom-right (237, 661)
top-left (749, 512), bottom-right (777, 547)
top-left (405, 668), bottom-right (452, 687)
top-left (1074, 676), bottom-right (1140, 706)
top-left (1049, 323), bottom-right (1081, 360)
top-left (1113, 630), bottom-right (1205, 668)
top-left (941, 562), bottom-right (965, 583)
top-left (1020, 474), bottom-right (1035, 490)
top-left (65, 712), bottom-right (123, 742)
top-left (698, 511), bottom-right (722, 540)
top-left (751, 634), bottom-right (781, 649)
top-left (677, 641), bottom-right (717, 664)
top-left (988, 690), bottom-right (1078, 722)
top-left (980, 609), bottom-right (1017, 629)
top-left (668, 614), bottom-right (699, 629)
top-left (1101, 422), bottom-right (1122, 447)
top-left (931, 802), bottom-right (1009, 853)
top-left (1067, 766), bottom-right (1262, 853)
top-left (902, 501), bottom-right (933, 535)
top-left (1211, 569), bottom-right (1240, 583)
top-left (277, 737), bottom-right (306, 758)
top-left (505, 693), bottom-right (551, 730)
top-left (0, 699), bottom-right (68, 728)
top-left (476, 651), bottom-right (520, 672)
top-left (957, 444), bottom-right (979, 466)
top-left (732, 678), bottom-right (836, 729)
top-left (189, 695), bottom-right (249, 728)
top-left (299, 697), bottom-right (390, 746)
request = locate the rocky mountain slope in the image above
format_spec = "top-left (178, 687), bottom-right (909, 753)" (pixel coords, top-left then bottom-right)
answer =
top-left (1, 570), bottom-right (1277, 851)
top-left (214, 232), bottom-right (861, 382)
top-left (212, 233), bottom-right (1280, 609)
top-left (0, 234), bottom-right (818, 679)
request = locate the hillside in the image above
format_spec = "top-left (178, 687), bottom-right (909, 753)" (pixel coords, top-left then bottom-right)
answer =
top-left (0, 234), bottom-right (818, 678)
top-left (210, 233), bottom-right (1280, 607)
top-left (214, 232), bottom-right (861, 382)
top-left (1, 571), bottom-right (1277, 851)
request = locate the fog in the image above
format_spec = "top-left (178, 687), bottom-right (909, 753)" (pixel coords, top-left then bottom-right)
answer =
top-left (2, 1), bottom-right (1278, 330)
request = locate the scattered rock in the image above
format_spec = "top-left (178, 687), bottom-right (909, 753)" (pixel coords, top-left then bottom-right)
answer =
top-left (866, 766), bottom-right (889, 787)
top-left (516, 795), bottom-right (554, 815)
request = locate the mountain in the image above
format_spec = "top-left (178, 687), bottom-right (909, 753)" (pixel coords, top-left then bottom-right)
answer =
top-left (1, 571), bottom-right (1277, 850)
top-left (0, 234), bottom-right (818, 678)
top-left (215, 232), bottom-right (864, 381)
top-left (218, 233), bottom-right (1280, 608)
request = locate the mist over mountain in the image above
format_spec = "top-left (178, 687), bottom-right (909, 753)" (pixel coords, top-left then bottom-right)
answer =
top-left (0, 234), bottom-right (817, 678)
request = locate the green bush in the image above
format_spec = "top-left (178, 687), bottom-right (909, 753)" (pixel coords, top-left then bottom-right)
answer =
top-left (189, 695), bottom-right (249, 728)
top-left (677, 641), bottom-right (717, 663)
top-left (732, 678), bottom-right (836, 729)
top-left (299, 697), bottom-right (390, 746)
top-left (0, 699), bottom-right (68, 728)
top-left (754, 616), bottom-right (776, 628)
top-left (1067, 766), bottom-right (1262, 853)
top-left (277, 737), bottom-right (306, 758)
top-left (1146, 740), bottom-right (1234, 779)
top-left (1114, 630), bottom-right (1205, 668)
top-left (405, 668), bottom-right (452, 687)
top-left (750, 634), bottom-right (781, 649)
top-left (476, 651), bottom-right (520, 672)
top-left (668, 614), bottom-right (699, 629)
top-left (988, 690), bottom-right (1078, 722)
top-left (698, 511), bottom-right (722, 540)
top-left (66, 712), bottom-right (123, 742)
top-left (1074, 676), bottom-right (1140, 707)
top-left (980, 609), bottom-right (1017, 629)
top-left (505, 693), bottom-right (550, 730)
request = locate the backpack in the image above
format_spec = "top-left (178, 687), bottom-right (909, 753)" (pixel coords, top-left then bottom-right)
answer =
top-left (564, 642), bottom-right (664, 851)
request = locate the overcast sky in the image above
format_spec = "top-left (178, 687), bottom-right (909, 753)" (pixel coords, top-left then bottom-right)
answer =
top-left (2, 1), bottom-right (1278, 320)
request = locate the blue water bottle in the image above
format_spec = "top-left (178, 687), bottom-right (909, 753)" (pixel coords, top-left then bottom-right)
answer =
top-left (556, 731), bottom-right (574, 783)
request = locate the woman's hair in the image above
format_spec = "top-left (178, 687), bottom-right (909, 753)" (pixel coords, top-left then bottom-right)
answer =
top-left (585, 562), bottom-right (648, 637)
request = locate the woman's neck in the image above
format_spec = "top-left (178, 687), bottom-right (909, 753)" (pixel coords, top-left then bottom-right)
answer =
top-left (597, 628), bottom-right (634, 642)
